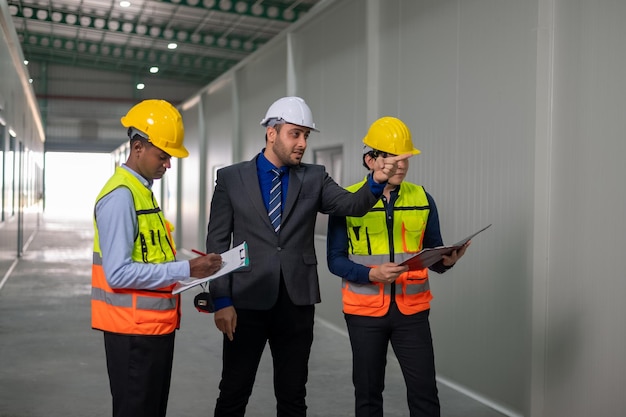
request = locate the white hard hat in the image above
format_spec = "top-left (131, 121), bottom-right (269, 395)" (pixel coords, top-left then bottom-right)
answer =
top-left (260, 96), bottom-right (319, 132)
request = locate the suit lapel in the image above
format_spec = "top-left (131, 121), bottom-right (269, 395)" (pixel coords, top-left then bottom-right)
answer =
top-left (283, 164), bottom-right (304, 223)
top-left (239, 158), bottom-right (274, 231)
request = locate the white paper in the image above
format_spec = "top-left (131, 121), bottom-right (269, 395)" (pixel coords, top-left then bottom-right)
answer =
top-left (172, 241), bottom-right (248, 294)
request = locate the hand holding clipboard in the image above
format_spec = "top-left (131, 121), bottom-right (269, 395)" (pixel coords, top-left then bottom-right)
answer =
top-left (399, 224), bottom-right (492, 271)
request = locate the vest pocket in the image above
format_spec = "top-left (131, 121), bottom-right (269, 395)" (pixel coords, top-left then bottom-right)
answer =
top-left (349, 219), bottom-right (386, 255)
top-left (342, 282), bottom-right (385, 308)
top-left (399, 280), bottom-right (431, 307)
top-left (401, 217), bottom-right (426, 253)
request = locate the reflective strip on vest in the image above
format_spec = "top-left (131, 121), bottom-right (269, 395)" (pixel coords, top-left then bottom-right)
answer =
top-left (404, 281), bottom-right (430, 295)
top-left (91, 287), bottom-right (133, 307)
top-left (342, 280), bottom-right (391, 295)
top-left (342, 280), bottom-right (429, 296)
top-left (347, 252), bottom-right (414, 266)
top-left (136, 296), bottom-right (176, 311)
top-left (91, 287), bottom-right (176, 311)
top-left (348, 253), bottom-right (389, 265)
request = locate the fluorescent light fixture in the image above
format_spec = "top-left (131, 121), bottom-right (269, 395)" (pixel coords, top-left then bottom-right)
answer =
top-left (8, 128), bottom-right (17, 137)
top-left (167, 43), bottom-right (177, 50)
top-left (136, 83), bottom-right (145, 90)
top-left (120, 1), bottom-right (131, 7)
top-left (149, 66), bottom-right (159, 73)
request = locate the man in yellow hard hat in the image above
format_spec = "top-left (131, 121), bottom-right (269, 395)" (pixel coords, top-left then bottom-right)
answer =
top-left (327, 116), bottom-right (469, 417)
top-left (92, 99), bottom-right (223, 417)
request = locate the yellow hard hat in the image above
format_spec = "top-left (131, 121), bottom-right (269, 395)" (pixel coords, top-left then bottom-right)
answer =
top-left (363, 117), bottom-right (420, 155)
top-left (121, 99), bottom-right (189, 158)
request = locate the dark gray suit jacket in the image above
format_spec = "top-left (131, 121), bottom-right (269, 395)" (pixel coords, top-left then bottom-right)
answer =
top-left (207, 155), bottom-right (379, 310)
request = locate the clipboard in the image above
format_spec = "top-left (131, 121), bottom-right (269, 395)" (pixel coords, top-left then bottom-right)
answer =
top-left (172, 241), bottom-right (249, 294)
top-left (399, 224), bottom-right (491, 271)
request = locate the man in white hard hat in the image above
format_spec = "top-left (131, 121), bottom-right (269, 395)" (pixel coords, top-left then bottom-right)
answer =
top-left (204, 97), bottom-right (412, 417)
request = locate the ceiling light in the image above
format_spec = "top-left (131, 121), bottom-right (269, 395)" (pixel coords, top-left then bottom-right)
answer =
top-left (149, 66), bottom-right (159, 74)
top-left (120, 1), bottom-right (131, 7)
top-left (24, 60), bottom-right (29, 65)
top-left (136, 83), bottom-right (145, 90)
top-left (167, 43), bottom-right (177, 50)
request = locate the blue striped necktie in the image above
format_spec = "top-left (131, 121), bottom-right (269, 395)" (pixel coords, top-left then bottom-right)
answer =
top-left (269, 169), bottom-right (282, 233)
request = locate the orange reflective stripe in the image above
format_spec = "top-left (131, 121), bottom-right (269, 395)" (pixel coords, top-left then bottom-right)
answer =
top-left (402, 222), bottom-right (409, 253)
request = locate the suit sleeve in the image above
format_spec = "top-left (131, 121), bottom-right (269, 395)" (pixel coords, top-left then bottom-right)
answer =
top-left (206, 168), bottom-right (235, 298)
top-left (319, 170), bottom-right (380, 217)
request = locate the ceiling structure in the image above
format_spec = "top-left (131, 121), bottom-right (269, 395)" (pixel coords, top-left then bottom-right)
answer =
top-left (8, 0), bottom-right (323, 86)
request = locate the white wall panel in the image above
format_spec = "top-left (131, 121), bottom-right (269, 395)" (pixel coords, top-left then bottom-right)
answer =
top-left (375, 1), bottom-right (538, 413)
top-left (203, 80), bottom-right (234, 228)
top-left (545, 1), bottom-right (626, 416)
top-left (235, 40), bottom-right (288, 161)
top-left (293, 1), bottom-right (368, 184)
top-left (179, 104), bottom-right (202, 251)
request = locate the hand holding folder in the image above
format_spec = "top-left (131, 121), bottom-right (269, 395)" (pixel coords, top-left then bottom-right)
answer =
top-left (399, 224), bottom-right (491, 271)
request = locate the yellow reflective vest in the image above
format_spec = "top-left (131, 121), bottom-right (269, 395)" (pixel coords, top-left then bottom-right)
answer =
top-left (91, 166), bottom-right (180, 335)
top-left (342, 180), bottom-right (432, 317)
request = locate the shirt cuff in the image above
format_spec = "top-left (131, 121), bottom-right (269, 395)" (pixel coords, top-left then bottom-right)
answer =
top-left (366, 173), bottom-right (386, 197)
top-left (213, 297), bottom-right (233, 311)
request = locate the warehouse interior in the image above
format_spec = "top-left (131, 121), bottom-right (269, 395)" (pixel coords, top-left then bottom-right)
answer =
top-left (2, 1), bottom-right (626, 416)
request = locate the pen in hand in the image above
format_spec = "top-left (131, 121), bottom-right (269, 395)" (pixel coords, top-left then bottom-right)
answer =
top-left (189, 249), bottom-right (222, 277)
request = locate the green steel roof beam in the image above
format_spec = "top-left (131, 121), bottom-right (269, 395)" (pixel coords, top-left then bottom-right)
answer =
top-left (9, 4), bottom-right (261, 55)
top-left (17, 32), bottom-right (237, 80)
top-left (22, 50), bottom-right (226, 84)
top-left (156, 0), bottom-right (313, 23)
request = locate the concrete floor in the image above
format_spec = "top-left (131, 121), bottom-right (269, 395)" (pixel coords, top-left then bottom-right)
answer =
top-left (0, 214), bottom-right (506, 417)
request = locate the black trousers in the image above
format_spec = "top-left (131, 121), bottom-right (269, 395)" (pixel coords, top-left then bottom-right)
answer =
top-left (103, 331), bottom-right (176, 417)
top-left (214, 279), bottom-right (315, 417)
top-left (345, 306), bottom-right (440, 417)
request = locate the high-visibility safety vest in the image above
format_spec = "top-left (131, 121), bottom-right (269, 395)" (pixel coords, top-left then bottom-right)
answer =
top-left (91, 166), bottom-right (180, 335)
top-left (342, 180), bottom-right (432, 317)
